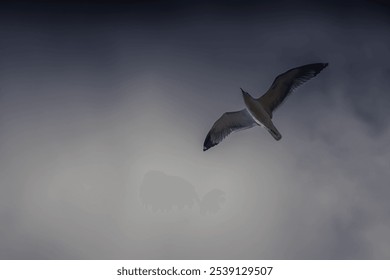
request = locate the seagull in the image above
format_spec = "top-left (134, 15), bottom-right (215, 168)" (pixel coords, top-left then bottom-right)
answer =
top-left (203, 63), bottom-right (328, 151)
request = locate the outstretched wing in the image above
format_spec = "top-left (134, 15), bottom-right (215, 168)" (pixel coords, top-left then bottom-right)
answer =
top-left (259, 63), bottom-right (328, 113)
top-left (203, 109), bottom-right (256, 151)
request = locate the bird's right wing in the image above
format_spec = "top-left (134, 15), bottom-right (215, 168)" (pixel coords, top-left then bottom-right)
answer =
top-left (203, 109), bottom-right (256, 151)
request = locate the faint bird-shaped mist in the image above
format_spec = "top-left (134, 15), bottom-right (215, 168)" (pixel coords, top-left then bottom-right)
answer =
top-left (199, 189), bottom-right (226, 214)
top-left (139, 170), bottom-right (225, 214)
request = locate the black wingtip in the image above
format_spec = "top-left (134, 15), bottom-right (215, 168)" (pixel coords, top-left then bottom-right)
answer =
top-left (203, 133), bottom-right (216, 151)
top-left (310, 62), bottom-right (328, 75)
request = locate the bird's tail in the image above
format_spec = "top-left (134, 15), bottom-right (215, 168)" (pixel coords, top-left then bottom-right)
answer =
top-left (267, 127), bottom-right (282, 141)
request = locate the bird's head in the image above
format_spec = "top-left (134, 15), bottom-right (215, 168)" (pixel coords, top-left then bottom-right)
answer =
top-left (240, 87), bottom-right (249, 97)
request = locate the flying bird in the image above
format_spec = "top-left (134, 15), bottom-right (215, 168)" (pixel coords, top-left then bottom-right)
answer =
top-left (203, 63), bottom-right (328, 151)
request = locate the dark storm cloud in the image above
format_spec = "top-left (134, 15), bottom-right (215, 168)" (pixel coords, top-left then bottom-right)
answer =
top-left (0, 0), bottom-right (389, 259)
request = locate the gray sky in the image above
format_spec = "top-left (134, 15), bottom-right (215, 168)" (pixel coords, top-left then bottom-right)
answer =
top-left (0, 0), bottom-right (390, 259)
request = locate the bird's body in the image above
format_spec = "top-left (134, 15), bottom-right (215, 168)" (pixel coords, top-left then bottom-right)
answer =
top-left (242, 90), bottom-right (281, 140)
top-left (203, 63), bottom-right (328, 151)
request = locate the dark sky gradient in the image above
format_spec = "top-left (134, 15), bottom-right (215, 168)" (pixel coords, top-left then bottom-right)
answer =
top-left (0, 0), bottom-right (390, 259)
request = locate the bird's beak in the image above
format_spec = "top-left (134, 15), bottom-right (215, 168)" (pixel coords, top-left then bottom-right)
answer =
top-left (240, 88), bottom-right (248, 96)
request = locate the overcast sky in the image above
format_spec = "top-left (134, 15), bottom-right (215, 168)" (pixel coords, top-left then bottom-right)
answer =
top-left (0, 0), bottom-right (390, 259)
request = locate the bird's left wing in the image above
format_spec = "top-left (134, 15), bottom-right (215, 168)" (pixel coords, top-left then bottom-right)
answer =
top-left (203, 109), bottom-right (256, 151)
top-left (259, 63), bottom-right (328, 114)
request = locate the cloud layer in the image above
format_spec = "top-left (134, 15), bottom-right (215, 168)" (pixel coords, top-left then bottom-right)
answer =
top-left (0, 0), bottom-right (389, 259)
